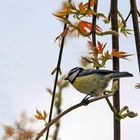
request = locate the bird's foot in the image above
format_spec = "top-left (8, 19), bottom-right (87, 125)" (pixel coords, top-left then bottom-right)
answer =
top-left (81, 95), bottom-right (91, 105)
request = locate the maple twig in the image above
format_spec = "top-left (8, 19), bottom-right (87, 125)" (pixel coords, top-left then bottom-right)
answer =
top-left (35, 94), bottom-right (112, 140)
top-left (45, 1), bottom-right (71, 140)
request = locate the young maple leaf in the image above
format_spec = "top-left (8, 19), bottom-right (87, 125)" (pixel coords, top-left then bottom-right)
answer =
top-left (78, 2), bottom-right (88, 13)
top-left (102, 50), bottom-right (112, 61)
top-left (88, 40), bottom-right (94, 50)
top-left (77, 21), bottom-right (92, 34)
top-left (118, 20), bottom-right (132, 37)
top-left (97, 41), bottom-right (106, 54)
top-left (78, 0), bottom-right (96, 16)
top-left (112, 49), bottom-right (133, 59)
top-left (118, 20), bottom-right (123, 28)
top-left (87, 41), bottom-right (99, 58)
top-left (77, 21), bottom-right (102, 35)
top-left (96, 25), bottom-right (102, 32)
top-left (54, 2), bottom-right (71, 17)
top-left (55, 27), bottom-right (69, 42)
top-left (34, 109), bottom-right (47, 121)
top-left (120, 26), bottom-right (132, 37)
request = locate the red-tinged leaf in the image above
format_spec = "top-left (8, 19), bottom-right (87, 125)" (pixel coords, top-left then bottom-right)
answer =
top-left (78, 21), bottom-right (92, 34)
top-left (96, 25), bottom-right (102, 32)
top-left (34, 109), bottom-right (47, 121)
top-left (88, 40), bottom-right (94, 51)
top-left (68, 1), bottom-right (76, 10)
top-left (53, 12), bottom-right (69, 17)
top-left (79, 0), bottom-right (96, 13)
top-left (53, 3), bottom-right (70, 17)
top-left (55, 27), bottom-right (69, 41)
top-left (97, 41), bottom-right (106, 54)
top-left (53, 2), bottom-right (71, 18)
top-left (43, 111), bottom-right (47, 119)
top-left (90, 0), bottom-right (97, 6)
top-left (79, 2), bottom-right (90, 15)
top-left (79, 2), bottom-right (87, 13)
top-left (87, 10), bottom-right (93, 16)
top-left (61, 2), bottom-right (71, 15)
top-left (35, 110), bottom-right (43, 120)
top-left (112, 49), bottom-right (133, 59)
top-left (62, 2), bottom-right (70, 11)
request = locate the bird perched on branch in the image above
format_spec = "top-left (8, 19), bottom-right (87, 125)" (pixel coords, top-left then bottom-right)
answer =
top-left (65, 67), bottom-right (133, 97)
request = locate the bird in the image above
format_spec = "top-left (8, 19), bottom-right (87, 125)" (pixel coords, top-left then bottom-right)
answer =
top-left (65, 67), bottom-right (133, 97)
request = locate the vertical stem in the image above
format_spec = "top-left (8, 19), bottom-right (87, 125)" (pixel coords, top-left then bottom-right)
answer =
top-left (45, 23), bottom-right (67, 140)
top-left (45, 6), bottom-right (70, 140)
top-left (92, 0), bottom-right (98, 47)
top-left (91, 0), bottom-right (99, 69)
top-left (52, 88), bottom-right (62, 140)
top-left (130, 0), bottom-right (140, 74)
top-left (110, 0), bottom-right (120, 140)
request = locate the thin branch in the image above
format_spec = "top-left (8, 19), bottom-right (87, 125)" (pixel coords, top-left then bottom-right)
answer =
top-left (91, 0), bottom-right (98, 69)
top-left (110, 0), bottom-right (120, 140)
top-left (103, 92), bottom-right (122, 120)
top-left (130, 0), bottom-right (140, 74)
top-left (92, 0), bottom-right (98, 47)
top-left (35, 93), bottom-right (112, 140)
top-left (87, 0), bottom-right (91, 10)
top-left (103, 92), bottom-right (117, 114)
top-left (125, 11), bottom-right (132, 22)
top-left (137, 10), bottom-right (140, 17)
top-left (52, 88), bottom-right (62, 140)
top-left (45, 1), bottom-right (71, 139)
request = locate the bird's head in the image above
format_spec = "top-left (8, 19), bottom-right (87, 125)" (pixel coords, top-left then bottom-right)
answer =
top-left (65, 67), bottom-right (83, 83)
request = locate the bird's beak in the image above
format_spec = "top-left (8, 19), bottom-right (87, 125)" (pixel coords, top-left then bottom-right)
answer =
top-left (64, 76), bottom-right (68, 80)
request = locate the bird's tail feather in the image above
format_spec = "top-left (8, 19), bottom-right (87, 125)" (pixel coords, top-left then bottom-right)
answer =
top-left (109, 72), bottom-right (133, 79)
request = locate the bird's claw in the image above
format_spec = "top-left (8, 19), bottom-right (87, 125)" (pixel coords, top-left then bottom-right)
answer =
top-left (81, 98), bottom-right (90, 105)
top-left (81, 94), bottom-right (92, 105)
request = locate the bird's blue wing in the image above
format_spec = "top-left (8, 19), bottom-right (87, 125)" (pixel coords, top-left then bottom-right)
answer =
top-left (77, 69), bottom-right (117, 77)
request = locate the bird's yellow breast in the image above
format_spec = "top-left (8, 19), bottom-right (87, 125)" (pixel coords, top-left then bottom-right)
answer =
top-left (73, 74), bottom-right (110, 96)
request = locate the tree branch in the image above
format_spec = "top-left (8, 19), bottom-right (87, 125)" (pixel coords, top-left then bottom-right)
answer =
top-left (35, 94), bottom-right (112, 140)
top-left (92, 0), bottom-right (98, 47)
top-left (125, 11), bottom-right (132, 22)
top-left (45, 1), bottom-right (71, 139)
top-left (110, 0), bottom-right (120, 140)
top-left (130, 0), bottom-right (140, 74)
top-left (91, 0), bottom-right (98, 68)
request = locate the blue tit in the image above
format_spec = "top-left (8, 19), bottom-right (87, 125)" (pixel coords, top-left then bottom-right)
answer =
top-left (65, 67), bottom-right (133, 96)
